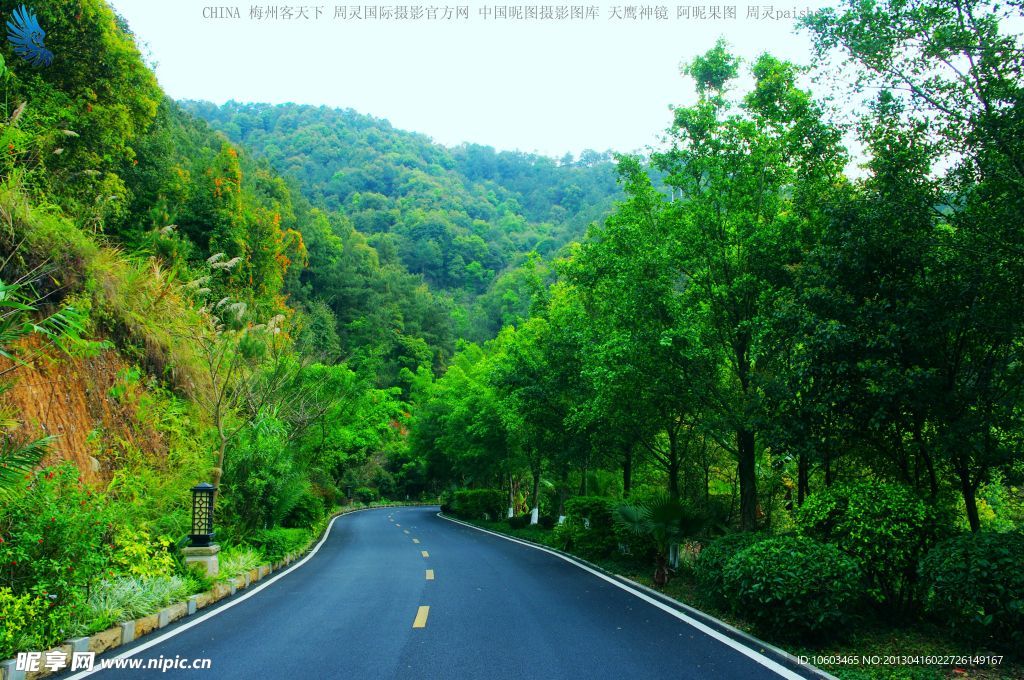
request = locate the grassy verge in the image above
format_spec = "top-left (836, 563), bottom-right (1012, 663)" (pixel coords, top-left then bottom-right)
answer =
top-left (460, 518), bottom-right (1023, 680)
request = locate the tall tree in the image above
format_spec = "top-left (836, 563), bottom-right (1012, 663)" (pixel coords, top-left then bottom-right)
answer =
top-left (564, 157), bottom-right (710, 501)
top-left (653, 44), bottom-right (846, 529)
top-left (804, 0), bottom-right (1024, 530)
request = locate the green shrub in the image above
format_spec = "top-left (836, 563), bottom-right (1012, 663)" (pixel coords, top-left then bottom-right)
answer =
top-left (693, 532), bottom-right (764, 603)
top-left (180, 570), bottom-right (213, 597)
top-left (508, 514), bottom-right (531, 529)
top-left (538, 515), bottom-right (557, 530)
top-left (797, 481), bottom-right (943, 611)
top-left (248, 527), bottom-right (311, 563)
top-left (354, 487), bottom-right (380, 504)
top-left (561, 496), bottom-right (617, 559)
top-left (450, 489), bottom-right (506, 520)
top-left (614, 494), bottom-right (706, 563)
top-left (550, 519), bottom-right (576, 550)
top-left (109, 527), bottom-right (176, 579)
top-left (220, 415), bottom-right (305, 532)
top-left (283, 491), bottom-right (325, 529)
top-left (919, 531), bottom-right (1024, 654)
top-left (0, 463), bottom-right (114, 649)
top-left (704, 494), bottom-right (736, 529)
top-left (564, 496), bottom-right (615, 523)
top-left (612, 519), bottom-right (658, 562)
top-left (722, 536), bottom-right (862, 639)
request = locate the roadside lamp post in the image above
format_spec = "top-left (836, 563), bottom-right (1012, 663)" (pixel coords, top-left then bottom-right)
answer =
top-left (189, 482), bottom-right (216, 547)
top-left (183, 482), bottom-right (220, 576)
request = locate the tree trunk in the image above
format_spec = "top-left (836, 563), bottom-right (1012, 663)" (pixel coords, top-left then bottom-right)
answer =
top-left (797, 450), bottom-right (808, 506)
top-left (557, 467), bottom-right (568, 523)
top-left (508, 472), bottom-right (515, 519)
top-left (737, 428), bottom-right (757, 531)
top-left (530, 467), bottom-right (541, 525)
top-left (959, 464), bottom-right (981, 533)
top-left (653, 553), bottom-right (670, 587)
top-left (922, 451), bottom-right (938, 502)
top-left (211, 430), bottom-right (227, 502)
top-left (912, 425), bottom-right (939, 501)
top-left (704, 460), bottom-right (711, 504)
top-left (667, 426), bottom-right (680, 501)
top-left (622, 447), bottom-right (633, 498)
top-left (668, 454), bottom-right (680, 501)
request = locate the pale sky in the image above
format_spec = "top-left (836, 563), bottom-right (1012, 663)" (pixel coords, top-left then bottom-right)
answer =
top-left (108, 1), bottom-right (834, 158)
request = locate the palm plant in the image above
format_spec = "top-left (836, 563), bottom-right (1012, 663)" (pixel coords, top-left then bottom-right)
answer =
top-left (615, 494), bottom-right (706, 587)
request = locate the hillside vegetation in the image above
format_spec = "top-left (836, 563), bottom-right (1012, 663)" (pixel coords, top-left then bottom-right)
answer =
top-left (0, 0), bottom-right (425, 655)
top-left (183, 100), bottom-right (622, 341)
top-left (0, 0), bottom-right (1022, 675)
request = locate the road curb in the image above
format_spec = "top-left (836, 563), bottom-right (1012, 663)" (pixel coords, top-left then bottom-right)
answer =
top-left (438, 512), bottom-right (838, 680)
top-left (0, 502), bottom-right (436, 680)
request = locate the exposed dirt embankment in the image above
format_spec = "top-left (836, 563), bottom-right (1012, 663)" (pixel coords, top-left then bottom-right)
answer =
top-left (0, 338), bottom-right (167, 485)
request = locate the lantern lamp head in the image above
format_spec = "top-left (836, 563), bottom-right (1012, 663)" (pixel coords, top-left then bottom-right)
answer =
top-left (190, 482), bottom-right (216, 547)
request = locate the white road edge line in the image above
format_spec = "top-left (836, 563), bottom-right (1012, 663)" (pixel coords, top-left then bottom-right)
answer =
top-left (438, 512), bottom-right (809, 680)
top-left (65, 508), bottom-right (374, 680)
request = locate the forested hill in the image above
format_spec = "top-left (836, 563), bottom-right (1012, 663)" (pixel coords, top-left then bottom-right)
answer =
top-left (180, 101), bottom-right (621, 296)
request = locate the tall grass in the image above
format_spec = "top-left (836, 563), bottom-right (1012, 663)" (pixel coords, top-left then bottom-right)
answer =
top-left (0, 176), bottom-right (216, 400)
top-left (86, 249), bottom-right (213, 398)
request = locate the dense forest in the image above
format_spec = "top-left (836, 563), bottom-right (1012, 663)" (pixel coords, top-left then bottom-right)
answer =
top-left (182, 100), bottom-right (621, 343)
top-left (0, 0), bottom-right (1022, 674)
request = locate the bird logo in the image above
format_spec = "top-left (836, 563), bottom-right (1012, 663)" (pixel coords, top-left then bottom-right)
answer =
top-left (6, 5), bottom-right (53, 68)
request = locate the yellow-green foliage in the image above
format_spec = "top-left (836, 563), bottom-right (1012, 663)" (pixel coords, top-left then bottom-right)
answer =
top-left (0, 588), bottom-right (48, 658)
top-left (109, 527), bottom-right (175, 579)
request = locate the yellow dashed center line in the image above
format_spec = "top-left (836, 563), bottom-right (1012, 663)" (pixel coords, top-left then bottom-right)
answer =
top-left (395, 524), bottom-right (400, 527)
top-left (403, 529), bottom-right (410, 534)
top-left (421, 550), bottom-right (429, 558)
top-left (412, 538), bottom-right (420, 544)
top-left (412, 605), bottom-right (430, 628)
top-left (425, 569), bottom-right (434, 580)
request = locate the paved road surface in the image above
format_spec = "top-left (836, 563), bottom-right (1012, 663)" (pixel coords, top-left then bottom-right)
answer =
top-left (66, 507), bottom-right (821, 680)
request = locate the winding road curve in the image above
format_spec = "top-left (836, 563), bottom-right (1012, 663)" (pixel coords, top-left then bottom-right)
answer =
top-left (65, 507), bottom-right (826, 680)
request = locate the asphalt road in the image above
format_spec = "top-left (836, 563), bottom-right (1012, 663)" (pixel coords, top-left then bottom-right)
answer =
top-left (68, 507), bottom-right (820, 680)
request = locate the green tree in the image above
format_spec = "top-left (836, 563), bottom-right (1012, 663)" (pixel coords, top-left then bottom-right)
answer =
top-left (804, 1), bottom-right (1024, 530)
top-left (652, 45), bottom-right (846, 528)
top-left (410, 342), bottom-right (511, 496)
top-left (489, 320), bottom-right (557, 524)
top-left (564, 158), bottom-right (711, 501)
